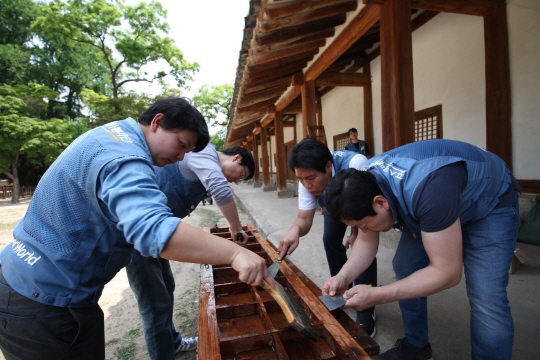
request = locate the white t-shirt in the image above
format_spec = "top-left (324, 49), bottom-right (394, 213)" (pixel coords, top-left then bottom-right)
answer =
top-left (298, 154), bottom-right (368, 210)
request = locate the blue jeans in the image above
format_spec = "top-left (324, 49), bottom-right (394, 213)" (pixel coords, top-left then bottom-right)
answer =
top-left (392, 201), bottom-right (519, 360)
top-left (125, 252), bottom-right (182, 360)
top-left (323, 208), bottom-right (377, 316)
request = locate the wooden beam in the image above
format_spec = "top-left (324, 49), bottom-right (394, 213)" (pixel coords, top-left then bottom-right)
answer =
top-left (243, 78), bottom-right (290, 95)
top-left (260, 113), bottom-right (274, 128)
top-left (517, 180), bottom-right (540, 194)
top-left (301, 80), bottom-right (317, 139)
top-left (260, 1), bottom-right (357, 33)
top-left (265, 0), bottom-right (354, 20)
top-left (315, 72), bottom-right (370, 87)
top-left (252, 123), bottom-right (262, 135)
top-left (260, 127), bottom-right (271, 186)
top-left (380, 0), bottom-right (415, 151)
top-left (252, 29), bottom-right (334, 55)
top-left (363, 63), bottom-right (374, 157)
top-left (252, 134), bottom-right (260, 183)
top-left (257, 13), bottom-right (346, 46)
top-left (249, 39), bottom-right (325, 66)
top-left (305, 5), bottom-right (381, 81)
top-left (274, 110), bottom-right (288, 191)
top-left (237, 97), bottom-right (282, 114)
top-left (240, 87), bottom-right (290, 107)
top-left (410, 0), bottom-right (501, 16)
top-left (484, 4), bottom-right (512, 171)
top-left (283, 101), bottom-right (303, 114)
top-left (248, 52), bottom-right (316, 73)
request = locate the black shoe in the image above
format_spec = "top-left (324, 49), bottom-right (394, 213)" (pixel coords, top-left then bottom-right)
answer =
top-left (356, 311), bottom-right (376, 337)
top-left (379, 338), bottom-right (433, 360)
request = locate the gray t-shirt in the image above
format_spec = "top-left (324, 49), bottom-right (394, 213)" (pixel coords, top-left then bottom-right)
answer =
top-left (177, 145), bottom-right (233, 206)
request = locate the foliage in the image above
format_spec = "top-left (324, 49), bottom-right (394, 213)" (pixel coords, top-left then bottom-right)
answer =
top-left (193, 83), bottom-right (233, 128)
top-left (193, 83), bottom-right (233, 151)
top-left (210, 132), bottom-right (225, 151)
top-left (80, 87), bottom-right (183, 127)
top-left (33, 0), bottom-right (199, 98)
top-left (0, 0), bottom-right (37, 85)
top-left (0, 84), bottom-right (87, 202)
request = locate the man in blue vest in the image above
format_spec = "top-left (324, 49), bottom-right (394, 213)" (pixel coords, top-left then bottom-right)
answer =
top-left (322, 139), bottom-right (520, 360)
top-left (0, 97), bottom-right (273, 360)
top-left (278, 138), bottom-right (377, 337)
top-left (345, 127), bottom-right (371, 158)
top-left (127, 144), bottom-right (255, 358)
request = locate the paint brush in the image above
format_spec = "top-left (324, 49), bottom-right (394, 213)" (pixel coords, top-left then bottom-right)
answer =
top-left (262, 280), bottom-right (320, 342)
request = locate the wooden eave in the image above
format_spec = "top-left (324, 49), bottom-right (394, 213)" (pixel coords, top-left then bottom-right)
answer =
top-left (226, 0), bottom-right (501, 148)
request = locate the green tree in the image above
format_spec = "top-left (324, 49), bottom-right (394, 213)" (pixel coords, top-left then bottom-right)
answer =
top-left (33, 0), bottom-right (199, 99)
top-left (193, 83), bottom-right (233, 150)
top-left (0, 84), bottom-right (85, 203)
top-left (80, 87), bottom-right (182, 126)
top-left (0, 0), bottom-right (38, 85)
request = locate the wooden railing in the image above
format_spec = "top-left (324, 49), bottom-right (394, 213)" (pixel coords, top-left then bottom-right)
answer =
top-left (0, 186), bottom-right (36, 199)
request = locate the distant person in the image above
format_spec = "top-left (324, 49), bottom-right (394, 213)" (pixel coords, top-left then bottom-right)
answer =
top-left (323, 139), bottom-right (521, 360)
top-left (345, 127), bottom-right (371, 158)
top-left (0, 97), bottom-right (273, 359)
top-left (278, 138), bottom-right (377, 337)
top-left (127, 144), bottom-right (255, 359)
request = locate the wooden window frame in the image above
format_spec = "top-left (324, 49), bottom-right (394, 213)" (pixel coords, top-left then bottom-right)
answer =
top-left (415, 104), bottom-right (442, 141)
top-left (333, 132), bottom-right (350, 150)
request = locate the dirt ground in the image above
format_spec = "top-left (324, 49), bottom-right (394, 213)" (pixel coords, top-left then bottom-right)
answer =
top-left (0, 196), bottom-right (251, 360)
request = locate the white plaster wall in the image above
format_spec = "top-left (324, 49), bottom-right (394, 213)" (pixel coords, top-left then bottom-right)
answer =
top-left (412, 13), bottom-right (486, 145)
top-left (321, 86), bottom-right (365, 151)
top-left (507, 0), bottom-right (540, 179)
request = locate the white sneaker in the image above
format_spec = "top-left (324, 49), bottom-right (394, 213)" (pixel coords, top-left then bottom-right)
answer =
top-left (175, 337), bottom-right (198, 353)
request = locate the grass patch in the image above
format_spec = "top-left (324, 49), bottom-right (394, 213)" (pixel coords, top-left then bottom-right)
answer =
top-left (105, 338), bottom-right (120, 346)
top-left (175, 287), bottom-right (199, 333)
top-left (123, 329), bottom-right (139, 341)
top-left (195, 208), bottom-right (223, 228)
top-left (107, 328), bottom-right (140, 360)
top-left (114, 342), bottom-right (135, 360)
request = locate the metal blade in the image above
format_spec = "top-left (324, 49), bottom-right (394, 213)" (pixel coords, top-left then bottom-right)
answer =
top-left (319, 294), bottom-right (347, 311)
top-left (267, 260), bottom-right (281, 278)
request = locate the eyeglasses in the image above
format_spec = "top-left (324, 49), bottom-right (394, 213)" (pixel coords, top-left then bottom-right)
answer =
top-left (240, 166), bottom-right (247, 181)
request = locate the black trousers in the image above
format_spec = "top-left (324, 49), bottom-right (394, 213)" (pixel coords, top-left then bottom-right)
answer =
top-left (322, 208), bottom-right (377, 315)
top-left (0, 267), bottom-right (105, 360)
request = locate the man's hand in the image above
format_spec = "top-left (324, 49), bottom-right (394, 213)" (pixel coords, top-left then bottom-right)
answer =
top-left (322, 275), bottom-right (350, 297)
top-left (231, 248), bottom-right (276, 288)
top-left (344, 233), bottom-right (357, 249)
top-left (278, 231), bottom-right (299, 259)
top-left (232, 229), bottom-right (249, 245)
top-left (342, 285), bottom-right (376, 311)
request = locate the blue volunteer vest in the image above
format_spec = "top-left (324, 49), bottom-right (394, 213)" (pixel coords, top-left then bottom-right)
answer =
top-left (360, 139), bottom-right (514, 233)
top-left (0, 119), bottom-right (154, 307)
top-left (154, 163), bottom-right (207, 218)
top-left (318, 150), bottom-right (362, 208)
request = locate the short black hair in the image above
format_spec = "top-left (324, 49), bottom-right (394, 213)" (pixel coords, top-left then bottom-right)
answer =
top-left (348, 128), bottom-right (358, 135)
top-left (288, 138), bottom-right (332, 173)
top-left (324, 168), bottom-right (383, 223)
top-left (221, 146), bottom-right (255, 181)
top-left (138, 97), bottom-right (209, 152)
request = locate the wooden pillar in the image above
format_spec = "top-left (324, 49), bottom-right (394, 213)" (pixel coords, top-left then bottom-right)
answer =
top-left (301, 80), bottom-right (317, 139)
top-left (363, 63), bottom-right (374, 156)
top-left (252, 134), bottom-right (260, 183)
top-left (484, 4), bottom-right (512, 171)
top-left (260, 126), bottom-right (271, 187)
top-left (380, 0), bottom-right (415, 151)
top-left (274, 110), bottom-right (287, 191)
